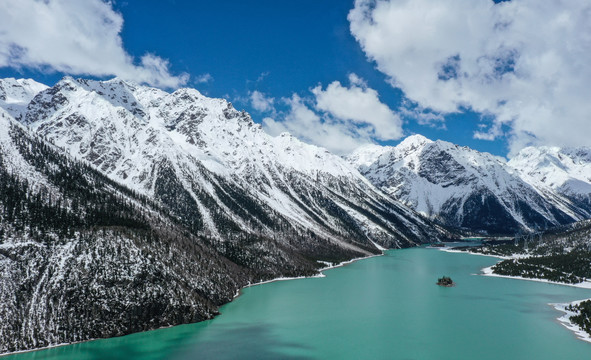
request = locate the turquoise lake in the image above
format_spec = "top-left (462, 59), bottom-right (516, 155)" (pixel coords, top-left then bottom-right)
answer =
top-left (7, 248), bottom-right (591, 360)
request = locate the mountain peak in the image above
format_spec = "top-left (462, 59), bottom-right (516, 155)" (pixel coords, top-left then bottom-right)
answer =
top-left (349, 132), bottom-right (589, 233)
top-left (0, 78), bottom-right (48, 100)
top-left (347, 143), bottom-right (392, 169)
top-left (509, 145), bottom-right (591, 197)
top-left (171, 87), bottom-right (204, 100)
top-left (0, 75), bottom-right (448, 258)
top-left (398, 134), bottom-right (433, 149)
top-left (0, 78), bottom-right (48, 119)
top-left (0, 77), bottom-right (47, 91)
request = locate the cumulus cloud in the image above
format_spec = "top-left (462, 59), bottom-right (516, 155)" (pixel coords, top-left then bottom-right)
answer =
top-left (261, 74), bottom-right (400, 154)
top-left (349, 0), bottom-right (591, 154)
top-left (399, 104), bottom-right (445, 128)
top-left (263, 95), bottom-right (373, 155)
top-left (312, 75), bottom-right (403, 141)
top-left (195, 73), bottom-right (213, 84)
top-left (250, 90), bottom-right (275, 113)
top-left (0, 0), bottom-right (188, 88)
top-left (347, 73), bottom-right (367, 87)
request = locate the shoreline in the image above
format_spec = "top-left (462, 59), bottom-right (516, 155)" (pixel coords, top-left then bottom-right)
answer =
top-left (439, 247), bottom-right (510, 260)
top-left (480, 265), bottom-right (591, 289)
top-left (440, 246), bottom-right (591, 344)
top-left (0, 341), bottom-right (87, 358)
top-left (2, 250), bottom-right (384, 358)
top-left (234, 251), bottom-right (384, 298)
top-left (551, 300), bottom-right (591, 344)
top-left (440, 246), bottom-right (591, 289)
top-left (0, 321), bottom-right (180, 358)
top-left (6, 246), bottom-right (590, 356)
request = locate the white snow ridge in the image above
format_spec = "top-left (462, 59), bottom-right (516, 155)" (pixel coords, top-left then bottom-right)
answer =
top-left (348, 135), bottom-right (591, 234)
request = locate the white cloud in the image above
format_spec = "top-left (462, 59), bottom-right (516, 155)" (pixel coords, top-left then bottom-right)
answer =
top-left (312, 75), bottom-right (403, 141)
top-left (195, 73), bottom-right (213, 84)
top-left (260, 75), bottom-right (402, 154)
top-left (349, 0), bottom-right (591, 154)
top-left (0, 0), bottom-right (187, 88)
top-left (347, 73), bottom-right (367, 87)
top-left (399, 104), bottom-right (445, 128)
top-left (250, 90), bottom-right (275, 113)
top-left (262, 95), bottom-right (372, 155)
top-left (256, 71), bottom-right (270, 83)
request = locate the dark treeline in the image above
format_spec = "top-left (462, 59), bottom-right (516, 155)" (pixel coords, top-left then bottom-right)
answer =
top-left (0, 127), bottom-right (158, 243)
top-left (567, 300), bottom-right (591, 338)
top-left (0, 124), bottom-right (255, 353)
top-left (492, 251), bottom-right (591, 284)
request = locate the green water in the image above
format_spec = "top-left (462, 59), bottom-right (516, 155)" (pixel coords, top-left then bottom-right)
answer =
top-left (7, 248), bottom-right (591, 359)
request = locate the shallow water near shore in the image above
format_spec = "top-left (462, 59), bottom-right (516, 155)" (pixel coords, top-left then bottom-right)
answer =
top-left (6, 248), bottom-right (591, 360)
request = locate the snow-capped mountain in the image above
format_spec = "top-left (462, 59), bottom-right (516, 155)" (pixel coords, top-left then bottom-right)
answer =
top-left (0, 111), bottom-right (256, 353)
top-left (346, 143), bottom-right (392, 169)
top-left (8, 77), bottom-right (451, 259)
top-left (348, 135), bottom-right (589, 234)
top-left (0, 78), bottom-right (48, 120)
top-left (0, 77), bottom-right (458, 354)
top-left (509, 146), bottom-right (591, 211)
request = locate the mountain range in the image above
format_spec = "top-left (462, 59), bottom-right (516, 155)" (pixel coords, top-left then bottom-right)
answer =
top-left (348, 135), bottom-right (591, 234)
top-left (1, 76), bottom-right (590, 353)
top-left (0, 77), bottom-right (450, 353)
top-left (0, 110), bottom-right (251, 352)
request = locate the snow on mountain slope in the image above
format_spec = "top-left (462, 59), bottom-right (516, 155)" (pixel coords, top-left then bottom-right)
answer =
top-left (0, 78), bottom-right (455, 355)
top-left (0, 114), bottom-right (260, 353)
top-left (347, 143), bottom-right (393, 169)
top-left (0, 108), bottom-right (56, 193)
top-left (509, 146), bottom-right (591, 210)
top-left (0, 78), bottom-right (47, 119)
top-left (10, 77), bottom-right (451, 263)
top-left (348, 135), bottom-right (588, 234)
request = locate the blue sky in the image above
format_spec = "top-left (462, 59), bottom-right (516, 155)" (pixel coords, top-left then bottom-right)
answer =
top-left (1, 0), bottom-right (589, 157)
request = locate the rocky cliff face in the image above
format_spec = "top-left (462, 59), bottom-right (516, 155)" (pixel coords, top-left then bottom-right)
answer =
top-left (348, 135), bottom-right (589, 234)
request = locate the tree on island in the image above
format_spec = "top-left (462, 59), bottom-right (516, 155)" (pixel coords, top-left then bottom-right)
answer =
top-left (437, 276), bottom-right (455, 287)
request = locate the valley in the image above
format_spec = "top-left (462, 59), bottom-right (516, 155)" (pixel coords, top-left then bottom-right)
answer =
top-left (1, 76), bottom-right (591, 355)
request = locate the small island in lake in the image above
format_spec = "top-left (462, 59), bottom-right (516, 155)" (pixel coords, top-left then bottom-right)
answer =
top-left (437, 276), bottom-right (455, 287)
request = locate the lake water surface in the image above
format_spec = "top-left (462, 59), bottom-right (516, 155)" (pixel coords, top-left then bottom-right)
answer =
top-left (7, 248), bottom-right (591, 359)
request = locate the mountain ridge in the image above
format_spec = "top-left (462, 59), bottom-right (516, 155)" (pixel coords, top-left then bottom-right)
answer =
top-left (4, 76), bottom-right (590, 237)
top-left (509, 145), bottom-right (591, 213)
top-left (8, 76), bottom-right (449, 253)
top-left (1, 75), bottom-right (590, 353)
top-left (0, 77), bottom-right (458, 354)
top-left (348, 134), bottom-right (591, 234)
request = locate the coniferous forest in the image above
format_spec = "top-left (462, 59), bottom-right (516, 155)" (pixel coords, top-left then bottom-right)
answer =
top-left (567, 300), bottom-right (591, 337)
top-left (0, 125), bottom-right (255, 353)
top-left (0, 119), bottom-right (386, 353)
